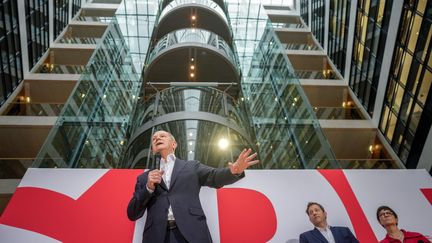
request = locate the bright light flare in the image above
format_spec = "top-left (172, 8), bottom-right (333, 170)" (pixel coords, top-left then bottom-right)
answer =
top-left (218, 138), bottom-right (229, 150)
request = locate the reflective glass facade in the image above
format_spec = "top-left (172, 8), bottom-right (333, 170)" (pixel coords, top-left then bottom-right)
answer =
top-left (226, 0), bottom-right (291, 74)
top-left (227, 0), bottom-right (268, 74)
top-left (349, 0), bottom-right (392, 116)
top-left (328, 0), bottom-right (350, 76)
top-left (379, 0), bottom-right (432, 168)
top-left (34, 19), bottom-right (141, 168)
top-left (25, 0), bottom-right (49, 69)
top-left (54, 0), bottom-right (69, 40)
top-left (242, 23), bottom-right (337, 169)
top-left (311, 0), bottom-right (325, 47)
top-left (27, 0), bottom-right (418, 171)
top-left (34, 0), bottom-right (338, 170)
top-left (224, 1), bottom-right (339, 168)
top-left (116, 0), bottom-right (157, 71)
top-left (0, 0), bottom-right (23, 106)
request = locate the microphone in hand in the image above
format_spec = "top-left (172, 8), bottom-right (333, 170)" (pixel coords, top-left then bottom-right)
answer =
top-left (147, 169), bottom-right (164, 191)
top-left (147, 153), bottom-right (164, 190)
top-left (154, 153), bottom-right (161, 170)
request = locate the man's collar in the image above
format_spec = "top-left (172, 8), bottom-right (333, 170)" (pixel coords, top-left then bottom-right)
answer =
top-left (315, 224), bottom-right (331, 232)
top-left (161, 153), bottom-right (176, 164)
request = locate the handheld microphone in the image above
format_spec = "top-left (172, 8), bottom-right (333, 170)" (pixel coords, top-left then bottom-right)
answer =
top-left (154, 153), bottom-right (161, 170)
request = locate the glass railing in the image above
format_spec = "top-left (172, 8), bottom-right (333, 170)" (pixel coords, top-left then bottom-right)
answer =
top-left (131, 87), bottom-right (249, 133)
top-left (35, 64), bottom-right (86, 74)
top-left (4, 102), bottom-right (64, 116)
top-left (159, 0), bottom-right (228, 27)
top-left (75, 16), bottom-right (113, 22)
top-left (271, 23), bottom-right (305, 28)
top-left (314, 107), bottom-right (365, 120)
top-left (282, 43), bottom-right (321, 51)
top-left (124, 86), bottom-right (256, 169)
top-left (161, 0), bottom-right (226, 11)
top-left (0, 158), bottom-right (34, 179)
top-left (58, 37), bottom-right (100, 44)
top-left (146, 28), bottom-right (240, 74)
top-left (294, 70), bottom-right (338, 79)
top-left (122, 119), bottom-right (256, 169)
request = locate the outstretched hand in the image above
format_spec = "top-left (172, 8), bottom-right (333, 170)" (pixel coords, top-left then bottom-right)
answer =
top-left (228, 148), bottom-right (259, 175)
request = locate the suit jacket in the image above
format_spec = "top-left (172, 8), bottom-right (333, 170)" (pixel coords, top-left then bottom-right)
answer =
top-left (299, 226), bottom-right (359, 243)
top-left (127, 159), bottom-right (244, 243)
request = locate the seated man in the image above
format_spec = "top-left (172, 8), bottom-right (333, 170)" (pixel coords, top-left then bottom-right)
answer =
top-left (299, 202), bottom-right (359, 243)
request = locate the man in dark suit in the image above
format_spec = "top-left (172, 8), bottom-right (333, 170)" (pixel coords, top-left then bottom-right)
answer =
top-left (127, 130), bottom-right (259, 243)
top-left (299, 202), bottom-right (359, 243)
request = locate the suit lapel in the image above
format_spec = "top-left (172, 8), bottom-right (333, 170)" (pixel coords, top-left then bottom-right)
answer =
top-left (169, 158), bottom-right (186, 189)
top-left (311, 228), bottom-right (329, 243)
top-left (159, 180), bottom-right (168, 191)
top-left (330, 227), bottom-right (340, 242)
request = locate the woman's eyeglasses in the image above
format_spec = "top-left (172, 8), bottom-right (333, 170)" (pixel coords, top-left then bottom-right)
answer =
top-left (379, 211), bottom-right (394, 218)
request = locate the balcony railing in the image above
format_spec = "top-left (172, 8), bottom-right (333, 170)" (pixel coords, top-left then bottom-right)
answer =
top-left (36, 64), bottom-right (86, 74)
top-left (5, 102), bottom-right (64, 116)
top-left (125, 86), bottom-right (255, 169)
top-left (161, 0), bottom-right (226, 11)
top-left (294, 70), bottom-right (338, 79)
top-left (159, 0), bottom-right (228, 26)
top-left (271, 23), bottom-right (305, 28)
top-left (147, 28), bottom-right (239, 74)
top-left (314, 107), bottom-right (365, 120)
top-left (132, 86), bottom-right (250, 134)
top-left (75, 16), bottom-right (112, 22)
top-left (282, 43), bottom-right (321, 51)
top-left (58, 37), bottom-right (100, 44)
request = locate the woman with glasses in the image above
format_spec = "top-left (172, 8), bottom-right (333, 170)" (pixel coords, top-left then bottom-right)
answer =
top-left (376, 205), bottom-right (431, 243)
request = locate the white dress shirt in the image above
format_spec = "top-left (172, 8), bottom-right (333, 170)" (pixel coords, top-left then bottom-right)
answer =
top-left (160, 154), bottom-right (175, 220)
top-left (160, 153), bottom-right (175, 189)
top-left (146, 153), bottom-right (176, 221)
top-left (316, 225), bottom-right (335, 243)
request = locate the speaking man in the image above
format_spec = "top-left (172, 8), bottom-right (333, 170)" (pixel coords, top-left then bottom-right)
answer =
top-left (299, 202), bottom-right (359, 243)
top-left (127, 130), bottom-right (259, 243)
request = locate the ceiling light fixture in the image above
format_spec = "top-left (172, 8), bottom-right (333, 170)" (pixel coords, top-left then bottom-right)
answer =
top-left (218, 138), bottom-right (229, 150)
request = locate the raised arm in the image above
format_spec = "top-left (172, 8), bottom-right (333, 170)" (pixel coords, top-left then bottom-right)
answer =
top-left (228, 148), bottom-right (259, 175)
top-left (197, 148), bottom-right (259, 188)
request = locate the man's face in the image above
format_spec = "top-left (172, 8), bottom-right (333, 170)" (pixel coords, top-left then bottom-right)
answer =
top-left (378, 209), bottom-right (398, 227)
top-left (307, 204), bottom-right (327, 227)
top-left (152, 131), bottom-right (177, 155)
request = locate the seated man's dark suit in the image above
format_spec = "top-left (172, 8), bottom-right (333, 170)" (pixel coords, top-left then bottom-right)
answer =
top-left (127, 159), bottom-right (243, 243)
top-left (299, 226), bottom-right (359, 243)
